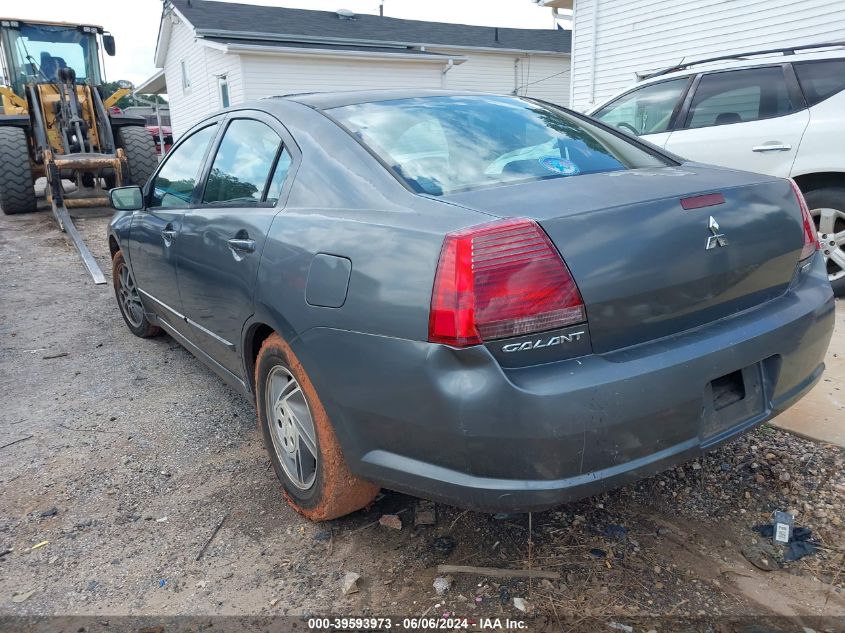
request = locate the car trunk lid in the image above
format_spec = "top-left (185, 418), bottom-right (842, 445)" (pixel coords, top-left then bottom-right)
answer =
top-left (440, 165), bottom-right (805, 353)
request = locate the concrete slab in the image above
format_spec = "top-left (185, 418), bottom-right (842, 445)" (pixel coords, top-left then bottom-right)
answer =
top-left (770, 298), bottom-right (845, 446)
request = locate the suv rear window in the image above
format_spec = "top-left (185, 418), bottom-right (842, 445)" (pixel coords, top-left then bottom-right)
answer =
top-left (794, 59), bottom-right (845, 106)
top-left (329, 95), bottom-right (669, 196)
top-left (686, 67), bottom-right (794, 128)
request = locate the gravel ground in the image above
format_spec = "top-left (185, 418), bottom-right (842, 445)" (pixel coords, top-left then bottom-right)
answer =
top-left (1, 208), bottom-right (844, 631)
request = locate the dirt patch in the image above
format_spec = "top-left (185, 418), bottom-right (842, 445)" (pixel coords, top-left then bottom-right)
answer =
top-left (0, 209), bottom-right (843, 629)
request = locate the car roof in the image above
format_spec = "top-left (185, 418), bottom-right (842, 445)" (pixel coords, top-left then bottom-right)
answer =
top-left (274, 88), bottom-right (509, 110)
top-left (590, 45), bottom-right (845, 112)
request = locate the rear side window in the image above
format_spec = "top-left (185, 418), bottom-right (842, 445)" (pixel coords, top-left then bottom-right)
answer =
top-left (149, 124), bottom-right (217, 208)
top-left (330, 95), bottom-right (669, 196)
top-left (203, 119), bottom-right (282, 205)
top-left (686, 67), bottom-right (793, 129)
top-left (593, 77), bottom-right (689, 135)
top-left (794, 60), bottom-right (845, 106)
top-left (265, 149), bottom-right (293, 205)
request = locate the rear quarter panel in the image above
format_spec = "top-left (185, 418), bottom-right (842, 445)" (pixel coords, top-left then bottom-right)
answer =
top-left (790, 91), bottom-right (845, 178)
top-left (249, 103), bottom-right (493, 348)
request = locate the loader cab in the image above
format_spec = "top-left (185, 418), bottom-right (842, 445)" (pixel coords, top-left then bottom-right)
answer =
top-left (0, 19), bottom-right (107, 97)
top-left (0, 15), bottom-right (158, 246)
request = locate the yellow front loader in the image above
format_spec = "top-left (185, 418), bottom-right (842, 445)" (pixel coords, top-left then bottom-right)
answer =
top-left (0, 18), bottom-right (158, 283)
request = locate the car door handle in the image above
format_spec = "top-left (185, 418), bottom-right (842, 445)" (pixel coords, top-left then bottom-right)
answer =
top-left (227, 238), bottom-right (256, 253)
top-left (752, 143), bottom-right (792, 152)
top-left (160, 228), bottom-right (177, 241)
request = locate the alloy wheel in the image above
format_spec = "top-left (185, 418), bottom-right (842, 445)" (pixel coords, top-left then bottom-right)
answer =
top-left (812, 207), bottom-right (845, 283)
top-left (265, 366), bottom-right (318, 490)
top-left (117, 263), bottom-right (145, 328)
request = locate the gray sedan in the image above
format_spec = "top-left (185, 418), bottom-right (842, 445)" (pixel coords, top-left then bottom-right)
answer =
top-left (107, 90), bottom-right (834, 520)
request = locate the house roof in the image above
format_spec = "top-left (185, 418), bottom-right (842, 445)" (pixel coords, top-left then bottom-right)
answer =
top-left (167, 0), bottom-right (571, 55)
top-left (203, 36), bottom-right (455, 57)
top-left (135, 68), bottom-right (166, 95)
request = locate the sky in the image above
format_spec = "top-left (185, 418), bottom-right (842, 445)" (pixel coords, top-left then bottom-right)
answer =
top-left (5, 0), bottom-right (561, 87)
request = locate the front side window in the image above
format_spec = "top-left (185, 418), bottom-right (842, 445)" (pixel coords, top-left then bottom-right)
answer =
top-left (330, 95), bottom-right (669, 196)
top-left (592, 78), bottom-right (689, 135)
top-left (149, 124), bottom-right (217, 208)
top-left (686, 67), bottom-right (793, 129)
top-left (794, 59), bottom-right (845, 107)
top-left (202, 119), bottom-right (281, 206)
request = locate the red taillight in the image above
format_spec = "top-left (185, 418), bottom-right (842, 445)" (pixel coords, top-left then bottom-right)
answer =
top-left (428, 218), bottom-right (585, 347)
top-left (790, 179), bottom-right (819, 260)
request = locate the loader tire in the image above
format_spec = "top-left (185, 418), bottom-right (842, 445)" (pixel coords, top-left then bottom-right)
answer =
top-left (116, 126), bottom-right (158, 187)
top-left (0, 127), bottom-right (37, 215)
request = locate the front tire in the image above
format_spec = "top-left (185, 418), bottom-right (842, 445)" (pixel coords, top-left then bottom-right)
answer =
top-left (112, 250), bottom-right (161, 338)
top-left (256, 333), bottom-right (379, 520)
top-left (805, 187), bottom-right (845, 297)
top-left (116, 126), bottom-right (158, 187)
top-left (0, 127), bottom-right (37, 215)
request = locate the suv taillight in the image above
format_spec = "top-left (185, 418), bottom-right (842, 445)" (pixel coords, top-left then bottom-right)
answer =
top-left (790, 179), bottom-right (819, 260)
top-left (428, 218), bottom-right (585, 347)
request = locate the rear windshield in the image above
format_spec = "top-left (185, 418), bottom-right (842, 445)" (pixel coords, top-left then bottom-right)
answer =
top-left (329, 95), bottom-right (670, 195)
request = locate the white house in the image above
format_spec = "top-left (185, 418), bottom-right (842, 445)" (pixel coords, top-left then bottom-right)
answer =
top-left (567, 0), bottom-right (845, 111)
top-left (139, 0), bottom-right (572, 138)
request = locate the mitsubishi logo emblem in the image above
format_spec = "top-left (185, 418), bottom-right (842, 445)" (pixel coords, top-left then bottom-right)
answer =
top-left (706, 216), bottom-right (728, 250)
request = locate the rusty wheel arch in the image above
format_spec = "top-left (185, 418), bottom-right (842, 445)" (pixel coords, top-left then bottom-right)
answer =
top-left (244, 323), bottom-right (275, 395)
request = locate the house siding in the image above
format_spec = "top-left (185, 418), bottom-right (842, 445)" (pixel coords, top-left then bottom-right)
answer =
top-left (434, 49), bottom-right (570, 106)
top-left (162, 16), bottom-right (245, 136)
top-left (239, 54), bottom-right (444, 102)
top-left (238, 49), bottom-right (570, 107)
top-left (570, 0), bottom-right (845, 112)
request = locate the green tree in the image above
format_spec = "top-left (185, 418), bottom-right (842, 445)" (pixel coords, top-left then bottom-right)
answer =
top-left (100, 81), bottom-right (167, 109)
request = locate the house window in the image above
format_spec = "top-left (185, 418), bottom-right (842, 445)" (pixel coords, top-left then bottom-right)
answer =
top-left (218, 75), bottom-right (230, 108)
top-left (180, 59), bottom-right (191, 91)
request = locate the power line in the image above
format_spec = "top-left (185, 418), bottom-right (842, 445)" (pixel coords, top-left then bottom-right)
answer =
top-left (514, 67), bottom-right (571, 93)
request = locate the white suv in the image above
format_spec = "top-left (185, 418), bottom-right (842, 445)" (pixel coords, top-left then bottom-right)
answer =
top-left (589, 44), bottom-right (845, 295)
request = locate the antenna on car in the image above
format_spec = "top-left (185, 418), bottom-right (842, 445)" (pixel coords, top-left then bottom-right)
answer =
top-left (336, 8), bottom-right (357, 20)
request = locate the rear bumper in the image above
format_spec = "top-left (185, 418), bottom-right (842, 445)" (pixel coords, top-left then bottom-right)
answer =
top-left (295, 255), bottom-right (835, 512)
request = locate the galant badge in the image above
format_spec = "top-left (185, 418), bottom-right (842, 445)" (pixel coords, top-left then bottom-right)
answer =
top-left (706, 215), bottom-right (728, 250)
top-left (501, 331), bottom-right (585, 353)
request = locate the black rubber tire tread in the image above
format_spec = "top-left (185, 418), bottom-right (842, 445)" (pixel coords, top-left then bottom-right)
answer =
top-left (804, 187), bottom-right (845, 298)
top-left (116, 126), bottom-right (158, 187)
top-left (0, 127), bottom-right (37, 215)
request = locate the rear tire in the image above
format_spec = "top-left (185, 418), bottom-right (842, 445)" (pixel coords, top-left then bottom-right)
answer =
top-left (0, 127), bottom-right (37, 215)
top-left (256, 332), bottom-right (379, 520)
top-left (116, 126), bottom-right (158, 187)
top-left (805, 187), bottom-right (845, 297)
top-left (112, 250), bottom-right (161, 338)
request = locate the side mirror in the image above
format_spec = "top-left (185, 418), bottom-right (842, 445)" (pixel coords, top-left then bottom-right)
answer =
top-left (103, 34), bottom-right (116, 56)
top-left (110, 186), bottom-right (144, 211)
